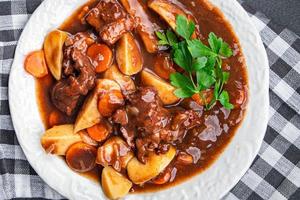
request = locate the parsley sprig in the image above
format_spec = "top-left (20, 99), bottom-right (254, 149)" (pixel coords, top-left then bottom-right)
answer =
top-left (156, 15), bottom-right (234, 110)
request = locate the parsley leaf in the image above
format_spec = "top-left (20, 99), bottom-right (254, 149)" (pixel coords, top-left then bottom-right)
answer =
top-left (156, 30), bottom-right (179, 47)
top-left (170, 72), bottom-right (196, 96)
top-left (219, 91), bottom-right (234, 109)
top-left (192, 57), bottom-right (207, 71)
top-left (170, 73), bottom-right (193, 88)
top-left (157, 15), bottom-right (234, 110)
top-left (208, 32), bottom-right (222, 53)
top-left (174, 88), bottom-right (195, 98)
top-left (196, 70), bottom-right (216, 89)
top-left (222, 72), bottom-right (230, 83)
top-left (219, 42), bottom-right (233, 57)
top-left (156, 31), bottom-right (166, 40)
top-left (204, 56), bottom-right (217, 75)
top-left (173, 41), bottom-right (193, 72)
top-left (214, 80), bottom-right (221, 98)
top-left (208, 32), bottom-right (233, 57)
top-left (176, 15), bottom-right (195, 40)
top-left (187, 39), bottom-right (217, 58)
top-left (155, 31), bottom-right (168, 45)
top-left (166, 30), bottom-right (178, 46)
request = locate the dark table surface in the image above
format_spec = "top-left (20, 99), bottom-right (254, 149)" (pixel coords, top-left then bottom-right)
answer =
top-left (0, 0), bottom-right (299, 199)
top-left (243, 0), bottom-right (300, 35)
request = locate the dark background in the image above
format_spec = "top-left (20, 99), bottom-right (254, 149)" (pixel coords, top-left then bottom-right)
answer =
top-left (243, 0), bottom-right (300, 34)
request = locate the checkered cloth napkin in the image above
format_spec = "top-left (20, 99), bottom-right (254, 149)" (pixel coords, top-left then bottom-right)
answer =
top-left (0, 0), bottom-right (299, 199)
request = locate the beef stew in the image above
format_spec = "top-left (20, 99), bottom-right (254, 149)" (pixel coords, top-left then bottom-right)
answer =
top-left (27, 0), bottom-right (248, 199)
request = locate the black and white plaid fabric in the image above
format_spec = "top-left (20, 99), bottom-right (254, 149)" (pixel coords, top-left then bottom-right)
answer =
top-left (0, 1), bottom-right (299, 200)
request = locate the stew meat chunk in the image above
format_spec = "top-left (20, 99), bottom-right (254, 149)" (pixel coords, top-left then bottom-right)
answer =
top-left (51, 32), bottom-right (97, 116)
top-left (118, 87), bottom-right (203, 163)
top-left (85, 0), bottom-right (135, 45)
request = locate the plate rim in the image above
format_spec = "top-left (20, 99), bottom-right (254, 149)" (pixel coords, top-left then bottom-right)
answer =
top-left (8, 0), bottom-right (269, 199)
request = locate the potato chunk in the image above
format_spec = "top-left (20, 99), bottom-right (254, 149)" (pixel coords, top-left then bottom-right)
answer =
top-left (74, 79), bottom-right (121, 133)
top-left (96, 79), bottom-right (121, 92)
top-left (102, 166), bottom-right (132, 200)
top-left (96, 136), bottom-right (133, 172)
top-left (74, 89), bottom-right (102, 133)
top-left (148, 0), bottom-right (198, 39)
top-left (104, 64), bottom-right (136, 94)
top-left (41, 124), bottom-right (82, 155)
top-left (148, 0), bottom-right (187, 31)
top-left (141, 70), bottom-right (179, 105)
top-left (44, 30), bottom-right (68, 80)
top-left (120, 0), bottom-right (159, 53)
top-left (127, 146), bottom-right (176, 184)
top-left (116, 33), bottom-right (143, 75)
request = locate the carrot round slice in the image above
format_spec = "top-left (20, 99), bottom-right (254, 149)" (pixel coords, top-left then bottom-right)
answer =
top-left (87, 43), bottom-right (113, 73)
top-left (48, 110), bottom-right (62, 127)
top-left (24, 50), bottom-right (48, 78)
top-left (192, 90), bottom-right (214, 106)
top-left (98, 90), bottom-right (124, 117)
top-left (66, 142), bottom-right (97, 172)
top-left (87, 122), bottom-right (112, 142)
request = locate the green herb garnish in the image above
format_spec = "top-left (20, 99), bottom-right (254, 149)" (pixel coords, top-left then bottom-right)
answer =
top-left (156, 15), bottom-right (234, 110)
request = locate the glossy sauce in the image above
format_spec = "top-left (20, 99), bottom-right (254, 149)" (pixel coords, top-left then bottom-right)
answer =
top-left (36, 0), bottom-right (248, 193)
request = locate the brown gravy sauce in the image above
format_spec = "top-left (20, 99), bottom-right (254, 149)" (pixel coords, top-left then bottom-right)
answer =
top-left (36, 0), bottom-right (248, 193)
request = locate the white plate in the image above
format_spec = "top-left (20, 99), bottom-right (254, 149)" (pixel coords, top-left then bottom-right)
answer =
top-left (8, 0), bottom-right (269, 199)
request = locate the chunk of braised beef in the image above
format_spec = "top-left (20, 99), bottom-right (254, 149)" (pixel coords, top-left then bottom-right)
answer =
top-left (51, 80), bottom-right (82, 116)
top-left (51, 32), bottom-right (96, 116)
top-left (120, 126), bottom-right (136, 148)
top-left (85, 8), bottom-right (103, 32)
top-left (63, 32), bottom-right (97, 76)
top-left (97, 0), bottom-right (127, 23)
top-left (112, 109), bottom-right (128, 126)
top-left (126, 87), bottom-right (203, 163)
top-left (100, 17), bottom-right (135, 45)
top-left (64, 32), bottom-right (96, 49)
top-left (51, 53), bottom-right (96, 115)
top-left (118, 106), bottom-right (140, 148)
top-left (84, 0), bottom-right (135, 45)
top-left (128, 87), bottom-right (171, 134)
top-left (171, 110), bottom-right (202, 131)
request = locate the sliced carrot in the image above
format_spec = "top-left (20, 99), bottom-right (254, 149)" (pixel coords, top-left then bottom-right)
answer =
top-left (48, 110), bottom-right (62, 127)
top-left (98, 90), bottom-right (124, 117)
top-left (24, 50), bottom-right (48, 78)
top-left (87, 43), bottom-right (113, 73)
top-left (192, 90), bottom-right (214, 106)
top-left (66, 142), bottom-right (97, 172)
top-left (153, 53), bottom-right (175, 80)
top-left (87, 122), bottom-right (111, 142)
top-left (98, 94), bottom-right (111, 117)
top-left (191, 93), bottom-right (202, 105)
